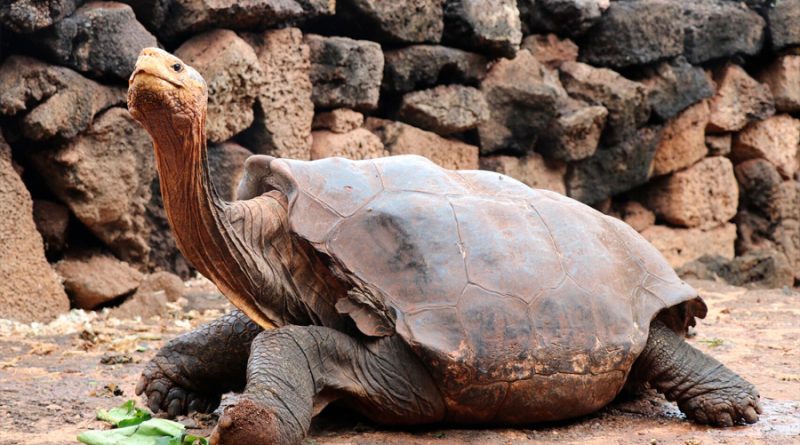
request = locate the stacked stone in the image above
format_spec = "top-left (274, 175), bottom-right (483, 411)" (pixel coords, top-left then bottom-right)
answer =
top-left (0, 0), bottom-right (798, 322)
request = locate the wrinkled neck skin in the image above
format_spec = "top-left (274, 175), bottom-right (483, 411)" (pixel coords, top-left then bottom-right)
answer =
top-left (141, 106), bottom-right (345, 330)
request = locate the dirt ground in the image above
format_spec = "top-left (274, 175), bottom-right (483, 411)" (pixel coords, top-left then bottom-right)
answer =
top-left (0, 279), bottom-right (798, 445)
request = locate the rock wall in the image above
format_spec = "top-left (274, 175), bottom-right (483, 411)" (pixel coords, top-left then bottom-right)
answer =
top-left (1, 0), bottom-right (798, 321)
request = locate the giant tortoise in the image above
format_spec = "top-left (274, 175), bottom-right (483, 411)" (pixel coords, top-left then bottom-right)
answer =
top-left (126, 48), bottom-right (761, 445)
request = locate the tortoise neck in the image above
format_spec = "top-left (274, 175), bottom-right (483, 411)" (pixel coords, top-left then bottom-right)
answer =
top-left (148, 110), bottom-right (274, 327)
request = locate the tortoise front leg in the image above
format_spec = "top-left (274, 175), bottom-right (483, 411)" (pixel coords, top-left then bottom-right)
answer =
top-left (209, 326), bottom-right (445, 445)
top-left (136, 310), bottom-right (263, 416)
top-left (630, 320), bottom-right (762, 426)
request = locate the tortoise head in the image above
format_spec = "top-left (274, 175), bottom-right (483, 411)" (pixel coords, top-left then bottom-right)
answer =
top-left (127, 47), bottom-right (207, 133)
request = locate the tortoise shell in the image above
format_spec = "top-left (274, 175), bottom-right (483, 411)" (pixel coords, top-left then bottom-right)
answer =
top-left (237, 154), bottom-right (702, 422)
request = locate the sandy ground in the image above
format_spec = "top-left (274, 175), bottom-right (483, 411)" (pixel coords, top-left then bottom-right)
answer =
top-left (0, 279), bottom-right (798, 445)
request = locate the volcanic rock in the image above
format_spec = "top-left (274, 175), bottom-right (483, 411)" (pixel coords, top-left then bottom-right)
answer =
top-left (638, 57), bottom-right (715, 122)
top-left (480, 153), bottom-right (566, 195)
top-left (312, 109), bottom-right (364, 134)
top-left (337, 0), bottom-right (444, 44)
top-left (382, 45), bottom-right (488, 94)
top-left (397, 85), bottom-right (489, 135)
top-left (651, 100), bottom-right (710, 177)
top-left (707, 64), bottom-right (775, 133)
top-left (311, 128), bottom-right (386, 160)
top-left (442, 0), bottom-right (522, 58)
top-left (55, 250), bottom-right (143, 309)
top-left (366, 118), bottom-right (479, 170)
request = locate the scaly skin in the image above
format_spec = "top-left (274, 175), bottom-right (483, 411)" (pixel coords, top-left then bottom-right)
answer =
top-left (136, 310), bottom-right (262, 417)
top-left (209, 325), bottom-right (445, 445)
top-left (631, 320), bottom-right (762, 426)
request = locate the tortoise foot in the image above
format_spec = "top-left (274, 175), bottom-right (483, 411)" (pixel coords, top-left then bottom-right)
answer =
top-left (209, 397), bottom-right (282, 445)
top-left (136, 355), bottom-right (221, 417)
top-left (678, 383), bottom-right (762, 427)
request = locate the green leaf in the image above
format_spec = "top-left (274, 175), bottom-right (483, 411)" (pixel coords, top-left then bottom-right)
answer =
top-left (96, 400), bottom-right (151, 427)
top-left (77, 418), bottom-right (187, 445)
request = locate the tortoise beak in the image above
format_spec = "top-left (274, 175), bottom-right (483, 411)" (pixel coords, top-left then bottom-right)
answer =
top-left (129, 47), bottom-right (184, 91)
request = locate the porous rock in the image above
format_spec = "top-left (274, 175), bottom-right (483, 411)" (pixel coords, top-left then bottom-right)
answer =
top-left (241, 28), bottom-right (313, 159)
top-left (733, 114), bottom-right (800, 180)
top-left (707, 64), bottom-right (775, 133)
top-left (518, 0), bottom-right (607, 37)
top-left (637, 57), bottom-right (715, 122)
top-left (758, 55), bottom-right (800, 113)
top-left (30, 108), bottom-right (154, 264)
top-left (397, 85), bottom-right (489, 135)
top-left (33, 200), bottom-right (70, 258)
top-left (566, 126), bottom-right (662, 205)
top-left (55, 250), bottom-right (143, 309)
top-left (312, 109), bottom-right (364, 134)
top-left (35, 2), bottom-right (157, 80)
top-left (578, 0), bottom-right (684, 69)
top-left (521, 34), bottom-right (578, 69)
top-left (306, 34), bottom-right (384, 110)
top-left (0, 56), bottom-right (125, 140)
top-left (0, 0), bottom-right (81, 33)
top-left (679, 251), bottom-right (795, 289)
top-left (705, 133), bottom-right (732, 157)
top-left (337, 0), bottom-right (444, 44)
top-left (615, 201), bottom-right (655, 233)
top-left (366, 118), bottom-right (479, 170)
top-left (382, 45), bottom-right (487, 94)
top-left (110, 270), bottom-right (185, 319)
top-left (559, 61), bottom-right (649, 145)
top-left (641, 223), bottom-right (737, 269)
top-left (175, 29), bottom-right (263, 144)
top-left (537, 98), bottom-right (607, 162)
top-left (208, 142), bottom-right (253, 201)
top-left (679, 0), bottom-right (765, 65)
top-left (0, 132), bottom-right (69, 323)
top-left (645, 157), bottom-right (739, 229)
top-left (311, 128), bottom-right (386, 160)
top-left (442, 0), bottom-right (522, 58)
top-left (157, 0), bottom-right (334, 42)
top-left (480, 153), bottom-right (566, 195)
top-left (479, 50), bottom-right (562, 154)
top-left (766, 0), bottom-right (800, 51)
top-left (651, 100), bottom-right (710, 177)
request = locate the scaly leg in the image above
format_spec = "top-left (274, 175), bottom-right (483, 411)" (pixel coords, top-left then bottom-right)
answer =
top-left (136, 310), bottom-right (263, 416)
top-left (209, 325), bottom-right (445, 445)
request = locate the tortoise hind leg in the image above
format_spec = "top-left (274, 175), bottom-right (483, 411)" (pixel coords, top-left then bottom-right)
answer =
top-left (209, 325), bottom-right (445, 445)
top-left (136, 310), bottom-right (262, 417)
top-left (630, 320), bottom-right (762, 426)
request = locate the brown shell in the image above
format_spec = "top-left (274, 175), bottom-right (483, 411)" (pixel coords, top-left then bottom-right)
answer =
top-left (239, 154), bottom-right (701, 421)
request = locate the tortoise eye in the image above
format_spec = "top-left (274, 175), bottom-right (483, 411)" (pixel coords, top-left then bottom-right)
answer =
top-left (171, 63), bottom-right (182, 72)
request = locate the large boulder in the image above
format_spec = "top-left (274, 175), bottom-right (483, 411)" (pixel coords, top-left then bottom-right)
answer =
top-left (637, 57), bottom-right (715, 122)
top-left (34, 2), bottom-right (157, 80)
top-left (156, 0), bottom-right (334, 42)
top-left (707, 64), bottom-right (775, 133)
top-left (241, 28), bottom-right (313, 160)
top-left (641, 223), bottom-right (737, 269)
top-left (0, 56), bottom-right (125, 141)
top-left (518, 0), bottom-right (607, 37)
top-left (310, 129), bottom-right (386, 160)
top-left (645, 157), bottom-right (739, 229)
top-left (382, 45), bottom-right (487, 94)
top-left (175, 29), bottom-right (263, 144)
top-left (337, 0), bottom-right (444, 44)
top-left (480, 153), bottom-right (566, 195)
top-left (678, 0), bottom-right (765, 64)
top-left (478, 50), bottom-right (562, 154)
top-left (366, 118), bottom-right (479, 170)
top-left (578, 1), bottom-right (684, 69)
top-left (55, 250), bottom-right (143, 309)
top-left (520, 34), bottom-right (578, 70)
top-left (732, 114), bottom-right (800, 180)
top-left (0, 132), bottom-right (69, 323)
top-left (442, 0), bottom-right (522, 58)
top-left (397, 85), bottom-right (489, 135)
top-left (0, 0), bottom-right (81, 33)
top-left (566, 126), bottom-right (662, 204)
top-left (651, 100), bottom-right (710, 177)
top-left (758, 55), bottom-right (800, 113)
top-left (766, 0), bottom-right (800, 51)
top-left (537, 98), bottom-right (607, 162)
top-left (30, 108), bottom-right (154, 264)
top-left (559, 61), bottom-right (650, 145)
top-left (306, 34), bottom-right (384, 111)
